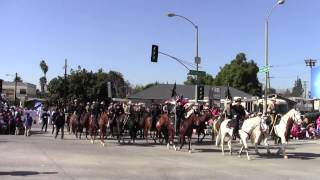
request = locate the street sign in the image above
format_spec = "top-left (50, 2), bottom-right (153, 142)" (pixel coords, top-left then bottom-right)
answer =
top-left (195, 56), bottom-right (201, 64)
top-left (259, 66), bottom-right (270, 73)
top-left (188, 70), bottom-right (206, 76)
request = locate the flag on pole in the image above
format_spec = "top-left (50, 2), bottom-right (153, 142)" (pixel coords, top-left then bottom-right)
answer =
top-left (171, 82), bottom-right (177, 97)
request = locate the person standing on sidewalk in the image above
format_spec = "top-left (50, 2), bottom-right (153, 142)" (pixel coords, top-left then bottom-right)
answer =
top-left (24, 113), bottom-right (33, 136)
top-left (41, 109), bottom-right (50, 133)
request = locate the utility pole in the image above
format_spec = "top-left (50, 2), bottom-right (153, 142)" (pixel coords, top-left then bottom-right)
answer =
top-left (64, 59), bottom-right (68, 112)
top-left (14, 72), bottom-right (17, 106)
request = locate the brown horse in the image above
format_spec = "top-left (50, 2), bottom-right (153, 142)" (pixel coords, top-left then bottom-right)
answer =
top-left (156, 114), bottom-right (176, 149)
top-left (69, 114), bottom-right (79, 136)
top-left (89, 113), bottom-right (99, 144)
top-left (175, 113), bottom-right (200, 153)
top-left (78, 112), bottom-right (90, 139)
top-left (194, 111), bottom-right (213, 143)
top-left (99, 111), bottom-right (109, 146)
top-left (144, 114), bottom-right (158, 143)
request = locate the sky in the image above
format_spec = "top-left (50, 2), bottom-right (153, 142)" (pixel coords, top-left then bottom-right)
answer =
top-left (0, 0), bottom-right (319, 91)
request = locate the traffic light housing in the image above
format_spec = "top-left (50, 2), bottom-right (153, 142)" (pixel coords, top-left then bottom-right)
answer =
top-left (197, 85), bottom-right (204, 100)
top-left (151, 45), bottom-right (158, 62)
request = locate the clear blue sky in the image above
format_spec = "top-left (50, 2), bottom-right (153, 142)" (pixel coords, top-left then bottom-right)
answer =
top-left (0, 0), bottom-right (319, 91)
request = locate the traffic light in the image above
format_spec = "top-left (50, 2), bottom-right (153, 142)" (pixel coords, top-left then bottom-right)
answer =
top-left (151, 45), bottom-right (158, 62)
top-left (197, 85), bottom-right (204, 100)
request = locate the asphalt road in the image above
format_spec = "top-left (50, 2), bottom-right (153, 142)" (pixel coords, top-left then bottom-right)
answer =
top-left (0, 127), bottom-right (320, 180)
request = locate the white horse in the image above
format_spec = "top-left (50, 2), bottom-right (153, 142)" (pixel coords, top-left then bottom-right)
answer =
top-left (215, 119), bottom-right (234, 156)
top-left (274, 108), bottom-right (302, 159)
top-left (238, 115), bottom-right (270, 160)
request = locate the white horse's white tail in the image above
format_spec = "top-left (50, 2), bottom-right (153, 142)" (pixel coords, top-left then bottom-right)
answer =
top-left (215, 129), bottom-right (221, 147)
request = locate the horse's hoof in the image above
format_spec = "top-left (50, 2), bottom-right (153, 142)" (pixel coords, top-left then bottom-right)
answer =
top-left (238, 155), bottom-right (242, 158)
top-left (247, 157), bottom-right (252, 161)
top-left (188, 150), bottom-right (192, 154)
top-left (174, 147), bottom-right (177, 151)
top-left (167, 144), bottom-right (170, 150)
top-left (284, 155), bottom-right (288, 159)
top-left (91, 140), bottom-right (94, 144)
top-left (102, 143), bottom-right (105, 147)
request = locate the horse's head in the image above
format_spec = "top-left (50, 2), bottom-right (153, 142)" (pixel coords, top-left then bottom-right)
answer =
top-left (260, 115), bottom-right (269, 133)
top-left (290, 108), bottom-right (302, 125)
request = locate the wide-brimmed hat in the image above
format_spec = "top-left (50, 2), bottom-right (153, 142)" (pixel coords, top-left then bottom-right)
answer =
top-left (235, 98), bottom-right (241, 102)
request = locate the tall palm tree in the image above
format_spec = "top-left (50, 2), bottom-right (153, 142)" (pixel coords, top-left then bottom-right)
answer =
top-left (40, 60), bottom-right (49, 93)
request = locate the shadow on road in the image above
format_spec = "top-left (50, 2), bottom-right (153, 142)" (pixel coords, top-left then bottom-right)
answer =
top-left (257, 152), bottom-right (320, 160)
top-left (0, 171), bottom-right (57, 176)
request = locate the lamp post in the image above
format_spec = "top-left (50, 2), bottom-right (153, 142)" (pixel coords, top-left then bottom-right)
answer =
top-left (167, 13), bottom-right (200, 101)
top-left (305, 59), bottom-right (317, 98)
top-left (263, 0), bottom-right (285, 115)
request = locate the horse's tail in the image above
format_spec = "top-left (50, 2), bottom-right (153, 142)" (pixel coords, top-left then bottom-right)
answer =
top-left (215, 128), bottom-right (221, 147)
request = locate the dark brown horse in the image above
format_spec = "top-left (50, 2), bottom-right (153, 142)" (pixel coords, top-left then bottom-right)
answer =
top-left (144, 114), bottom-right (158, 143)
top-left (156, 114), bottom-right (176, 149)
top-left (78, 112), bottom-right (90, 139)
top-left (99, 111), bottom-right (109, 146)
top-left (175, 113), bottom-right (200, 153)
top-left (194, 111), bottom-right (213, 143)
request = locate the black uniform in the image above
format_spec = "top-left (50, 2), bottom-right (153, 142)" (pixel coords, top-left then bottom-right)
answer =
top-left (41, 111), bottom-right (50, 132)
top-left (231, 104), bottom-right (246, 137)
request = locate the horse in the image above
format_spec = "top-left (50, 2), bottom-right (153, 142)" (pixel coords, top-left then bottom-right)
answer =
top-left (156, 113), bottom-right (176, 149)
top-left (142, 113), bottom-right (155, 143)
top-left (69, 113), bottom-right (79, 136)
top-left (194, 111), bottom-right (214, 143)
top-left (212, 114), bottom-right (224, 142)
top-left (98, 111), bottom-right (109, 146)
top-left (215, 118), bottom-right (235, 156)
top-left (238, 115), bottom-right (270, 160)
top-left (78, 112), bottom-right (90, 139)
top-left (274, 108), bottom-right (302, 159)
top-left (175, 113), bottom-right (200, 153)
top-left (89, 113), bottom-right (99, 144)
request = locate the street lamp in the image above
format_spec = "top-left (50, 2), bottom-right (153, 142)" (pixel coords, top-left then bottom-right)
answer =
top-left (5, 72), bottom-right (18, 105)
top-left (167, 13), bottom-right (200, 100)
top-left (263, 0), bottom-right (285, 115)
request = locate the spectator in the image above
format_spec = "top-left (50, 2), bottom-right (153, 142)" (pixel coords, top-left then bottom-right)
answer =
top-left (24, 113), bottom-right (33, 136)
top-left (316, 115), bottom-right (320, 136)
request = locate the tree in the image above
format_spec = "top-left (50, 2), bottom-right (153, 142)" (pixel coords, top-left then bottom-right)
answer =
top-left (184, 74), bottom-right (215, 85)
top-left (48, 68), bottom-right (131, 105)
top-left (292, 77), bottom-right (304, 97)
top-left (214, 53), bottom-right (260, 96)
top-left (283, 89), bottom-right (291, 97)
top-left (40, 60), bottom-right (49, 93)
top-left (39, 76), bottom-right (47, 93)
top-left (14, 76), bottom-right (22, 82)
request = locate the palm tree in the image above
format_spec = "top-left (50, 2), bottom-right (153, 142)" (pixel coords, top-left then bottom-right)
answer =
top-left (40, 60), bottom-right (49, 93)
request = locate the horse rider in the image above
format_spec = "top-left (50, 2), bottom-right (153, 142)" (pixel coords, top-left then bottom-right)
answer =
top-left (75, 101), bottom-right (85, 123)
top-left (91, 101), bottom-right (100, 126)
top-left (113, 102), bottom-right (125, 124)
top-left (231, 97), bottom-right (246, 139)
top-left (223, 98), bottom-right (233, 119)
top-left (268, 97), bottom-right (278, 136)
top-left (184, 103), bottom-right (194, 120)
top-left (176, 100), bottom-right (185, 134)
top-left (85, 102), bottom-right (91, 113)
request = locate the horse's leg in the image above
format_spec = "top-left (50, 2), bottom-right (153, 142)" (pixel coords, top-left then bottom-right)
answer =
top-left (242, 137), bottom-right (250, 160)
top-left (238, 139), bottom-right (244, 158)
top-left (100, 126), bottom-right (105, 146)
top-left (227, 138), bottom-right (232, 156)
top-left (264, 136), bottom-right (270, 154)
top-left (201, 130), bottom-right (206, 142)
top-left (179, 136), bottom-right (185, 150)
top-left (188, 136), bottom-right (192, 153)
top-left (282, 139), bottom-right (288, 159)
top-left (221, 133), bottom-right (225, 156)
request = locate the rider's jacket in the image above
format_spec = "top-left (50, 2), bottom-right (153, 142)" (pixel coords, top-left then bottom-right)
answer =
top-left (231, 104), bottom-right (246, 121)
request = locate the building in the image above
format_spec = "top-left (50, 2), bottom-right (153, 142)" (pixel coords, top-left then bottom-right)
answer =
top-left (2, 81), bottom-right (37, 105)
top-left (128, 84), bottom-right (256, 111)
